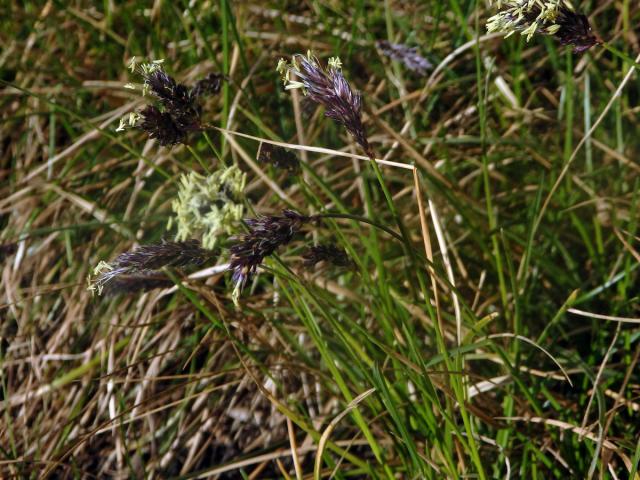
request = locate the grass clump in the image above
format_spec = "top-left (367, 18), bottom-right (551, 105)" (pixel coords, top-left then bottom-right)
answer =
top-left (1, 1), bottom-right (639, 479)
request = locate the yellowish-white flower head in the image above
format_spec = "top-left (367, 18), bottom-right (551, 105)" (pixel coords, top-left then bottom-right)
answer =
top-left (170, 165), bottom-right (246, 249)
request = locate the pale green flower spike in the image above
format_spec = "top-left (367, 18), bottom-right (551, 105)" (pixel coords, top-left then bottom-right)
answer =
top-left (139, 59), bottom-right (163, 76)
top-left (231, 282), bottom-right (241, 307)
top-left (120, 57), bottom-right (166, 119)
top-left (125, 58), bottom-right (165, 97)
top-left (328, 57), bottom-right (342, 70)
top-left (170, 165), bottom-right (246, 250)
top-left (93, 260), bottom-right (113, 275)
top-left (547, 24), bottom-right (561, 34)
top-left (115, 112), bottom-right (142, 133)
top-left (87, 260), bottom-right (114, 296)
top-left (276, 58), bottom-right (294, 85)
top-left (116, 117), bottom-right (127, 132)
top-left (276, 58), bottom-right (288, 76)
top-left (87, 274), bottom-right (99, 296)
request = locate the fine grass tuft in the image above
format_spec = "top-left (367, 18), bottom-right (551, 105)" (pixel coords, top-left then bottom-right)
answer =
top-left (1, 1), bottom-right (639, 478)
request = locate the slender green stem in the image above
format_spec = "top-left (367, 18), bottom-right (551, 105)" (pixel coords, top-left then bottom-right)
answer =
top-left (600, 43), bottom-right (640, 70)
top-left (203, 132), bottom-right (223, 166)
top-left (186, 145), bottom-right (210, 174)
top-left (315, 213), bottom-right (404, 243)
top-left (220, 0), bottom-right (230, 157)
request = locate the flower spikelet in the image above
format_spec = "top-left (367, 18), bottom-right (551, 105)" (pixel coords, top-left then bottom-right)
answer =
top-left (302, 244), bottom-right (352, 268)
top-left (117, 59), bottom-right (225, 145)
top-left (144, 67), bottom-right (201, 133)
top-left (170, 165), bottom-right (246, 250)
top-left (191, 73), bottom-right (224, 98)
top-left (88, 239), bottom-right (208, 296)
top-left (229, 210), bottom-right (312, 300)
top-left (487, 0), bottom-right (598, 52)
top-left (278, 52), bottom-right (373, 158)
top-left (257, 143), bottom-right (300, 174)
top-left (138, 105), bottom-right (186, 146)
top-left (376, 41), bottom-right (432, 75)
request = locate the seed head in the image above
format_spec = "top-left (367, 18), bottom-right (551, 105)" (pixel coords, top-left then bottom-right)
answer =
top-left (302, 244), bottom-right (352, 269)
top-left (117, 59), bottom-right (225, 145)
top-left (94, 271), bottom-right (175, 296)
top-left (376, 41), bottom-right (432, 76)
top-left (257, 143), bottom-right (300, 174)
top-left (191, 73), bottom-right (224, 98)
top-left (88, 239), bottom-right (208, 296)
top-left (278, 52), bottom-right (373, 158)
top-left (487, 0), bottom-right (599, 53)
top-left (138, 105), bottom-right (186, 146)
top-left (111, 239), bottom-right (208, 271)
top-left (170, 166), bottom-right (246, 250)
top-left (229, 210), bottom-right (312, 300)
top-left (144, 68), bottom-right (201, 132)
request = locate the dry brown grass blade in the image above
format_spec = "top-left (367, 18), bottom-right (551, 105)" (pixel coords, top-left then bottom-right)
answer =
top-left (188, 440), bottom-right (371, 479)
top-left (487, 333), bottom-right (573, 386)
top-left (314, 388), bottom-right (375, 480)
top-left (614, 228), bottom-right (640, 262)
top-left (378, 33), bottom-right (503, 172)
top-left (287, 417), bottom-right (303, 480)
top-left (46, 184), bottom-right (133, 238)
top-left (567, 308), bottom-right (640, 324)
top-left (428, 198), bottom-right (463, 346)
top-left (597, 388), bottom-right (640, 412)
top-left (412, 167), bottom-right (443, 338)
top-left (579, 323), bottom-right (621, 439)
top-left (372, 114), bottom-right (454, 189)
top-left (222, 131), bottom-right (295, 204)
top-left (22, 102), bottom-right (137, 184)
top-left (467, 374), bottom-right (511, 398)
top-left (216, 127), bottom-right (414, 170)
top-left (603, 343), bottom-right (640, 431)
top-left (500, 416), bottom-right (639, 479)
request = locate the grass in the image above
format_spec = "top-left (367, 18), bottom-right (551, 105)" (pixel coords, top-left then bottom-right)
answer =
top-left (1, 1), bottom-right (640, 478)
